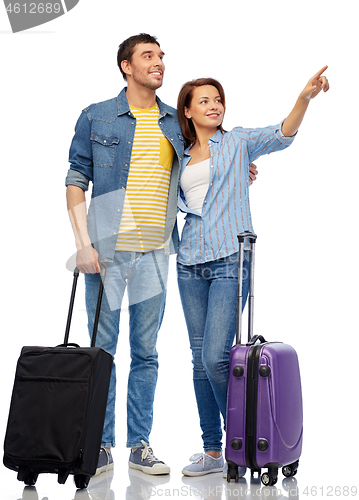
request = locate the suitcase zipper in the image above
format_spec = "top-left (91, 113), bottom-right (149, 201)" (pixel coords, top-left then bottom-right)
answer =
top-left (245, 344), bottom-right (262, 470)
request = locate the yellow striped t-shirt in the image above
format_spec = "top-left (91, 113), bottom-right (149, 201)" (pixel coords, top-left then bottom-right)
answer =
top-left (116, 104), bottom-right (174, 252)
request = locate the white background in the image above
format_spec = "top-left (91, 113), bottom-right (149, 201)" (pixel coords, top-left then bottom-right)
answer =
top-left (1, 1), bottom-right (358, 499)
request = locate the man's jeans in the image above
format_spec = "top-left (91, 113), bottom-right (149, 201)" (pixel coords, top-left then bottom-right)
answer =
top-left (177, 252), bottom-right (250, 452)
top-left (85, 250), bottom-right (169, 448)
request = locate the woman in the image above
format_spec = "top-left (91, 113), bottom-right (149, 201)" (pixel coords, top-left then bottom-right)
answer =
top-left (176, 69), bottom-right (329, 477)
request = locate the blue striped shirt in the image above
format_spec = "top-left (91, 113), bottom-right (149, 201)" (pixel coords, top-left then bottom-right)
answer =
top-left (177, 122), bottom-right (295, 265)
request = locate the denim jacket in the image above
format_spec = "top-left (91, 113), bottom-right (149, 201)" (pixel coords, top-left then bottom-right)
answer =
top-left (65, 88), bottom-right (184, 262)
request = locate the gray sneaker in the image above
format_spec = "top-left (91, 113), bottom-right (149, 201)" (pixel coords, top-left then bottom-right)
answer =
top-left (94, 447), bottom-right (114, 477)
top-left (128, 440), bottom-right (170, 475)
top-left (182, 453), bottom-right (224, 477)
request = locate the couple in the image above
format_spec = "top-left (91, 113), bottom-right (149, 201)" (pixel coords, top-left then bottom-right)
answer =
top-left (65, 33), bottom-right (329, 478)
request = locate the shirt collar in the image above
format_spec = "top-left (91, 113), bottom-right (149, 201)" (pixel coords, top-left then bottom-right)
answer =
top-left (116, 87), bottom-right (175, 118)
top-left (184, 129), bottom-right (222, 156)
top-left (210, 129), bottom-right (222, 143)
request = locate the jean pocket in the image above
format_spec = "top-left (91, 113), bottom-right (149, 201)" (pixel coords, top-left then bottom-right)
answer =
top-left (91, 133), bottom-right (120, 168)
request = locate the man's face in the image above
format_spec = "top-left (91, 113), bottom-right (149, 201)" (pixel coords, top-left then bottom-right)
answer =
top-left (123, 43), bottom-right (165, 91)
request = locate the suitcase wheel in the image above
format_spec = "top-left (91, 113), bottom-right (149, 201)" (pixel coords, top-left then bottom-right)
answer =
top-left (261, 472), bottom-right (277, 486)
top-left (261, 466), bottom-right (278, 487)
top-left (17, 468), bottom-right (38, 487)
top-left (24, 471), bottom-right (38, 486)
top-left (226, 471), bottom-right (239, 483)
top-left (282, 460), bottom-right (299, 478)
top-left (226, 461), bottom-right (239, 483)
top-left (74, 474), bottom-right (90, 489)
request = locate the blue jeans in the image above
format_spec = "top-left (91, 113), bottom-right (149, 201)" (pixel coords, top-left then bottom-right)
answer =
top-left (85, 250), bottom-right (169, 448)
top-left (177, 252), bottom-right (250, 452)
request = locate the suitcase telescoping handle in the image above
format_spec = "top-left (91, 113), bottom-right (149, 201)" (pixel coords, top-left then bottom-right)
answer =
top-left (64, 264), bottom-right (106, 348)
top-left (236, 231), bottom-right (257, 345)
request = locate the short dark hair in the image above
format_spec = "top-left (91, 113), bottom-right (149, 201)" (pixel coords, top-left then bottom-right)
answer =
top-left (117, 34), bottom-right (160, 81)
top-left (177, 78), bottom-right (226, 147)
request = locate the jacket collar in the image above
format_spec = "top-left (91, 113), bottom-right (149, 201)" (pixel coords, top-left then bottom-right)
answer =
top-left (116, 87), bottom-right (175, 117)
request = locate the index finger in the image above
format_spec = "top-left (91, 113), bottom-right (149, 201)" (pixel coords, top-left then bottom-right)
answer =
top-left (312, 65), bottom-right (328, 79)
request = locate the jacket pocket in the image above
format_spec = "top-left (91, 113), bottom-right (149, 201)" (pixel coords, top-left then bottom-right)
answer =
top-left (91, 133), bottom-right (120, 168)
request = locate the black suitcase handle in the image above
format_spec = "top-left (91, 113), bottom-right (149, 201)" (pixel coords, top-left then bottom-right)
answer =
top-left (247, 334), bottom-right (267, 345)
top-left (236, 231), bottom-right (257, 345)
top-left (56, 343), bottom-right (81, 348)
top-left (64, 265), bottom-right (106, 348)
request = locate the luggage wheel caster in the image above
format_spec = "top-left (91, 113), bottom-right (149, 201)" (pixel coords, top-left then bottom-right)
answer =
top-left (17, 467), bottom-right (38, 486)
top-left (24, 471), bottom-right (38, 486)
top-left (261, 471), bottom-right (278, 486)
top-left (226, 461), bottom-right (239, 483)
top-left (250, 468), bottom-right (261, 477)
top-left (282, 460), bottom-right (299, 478)
top-left (74, 474), bottom-right (90, 489)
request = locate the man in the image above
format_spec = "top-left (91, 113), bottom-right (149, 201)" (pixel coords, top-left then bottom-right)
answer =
top-left (66, 33), bottom-right (258, 477)
top-left (66, 33), bottom-right (183, 476)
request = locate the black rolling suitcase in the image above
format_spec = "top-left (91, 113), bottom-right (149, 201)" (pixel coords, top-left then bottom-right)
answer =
top-left (3, 267), bottom-right (113, 489)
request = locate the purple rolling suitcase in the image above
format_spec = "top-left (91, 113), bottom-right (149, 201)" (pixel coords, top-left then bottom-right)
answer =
top-left (225, 232), bottom-right (303, 486)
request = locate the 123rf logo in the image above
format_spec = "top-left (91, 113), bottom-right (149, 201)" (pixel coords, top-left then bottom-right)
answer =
top-left (3, 0), bottom-right (79, 32)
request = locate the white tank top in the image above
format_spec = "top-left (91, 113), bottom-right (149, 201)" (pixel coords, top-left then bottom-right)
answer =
top-left (180, 158), bottom-right (210, 214)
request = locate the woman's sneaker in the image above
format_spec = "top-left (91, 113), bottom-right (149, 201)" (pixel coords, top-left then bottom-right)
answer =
top-left (182, 453), bottom-right (224, 477)
top-left (94, 447), bottom-right (114, 476)
top-left (128, 440), bottom-right (170, 475)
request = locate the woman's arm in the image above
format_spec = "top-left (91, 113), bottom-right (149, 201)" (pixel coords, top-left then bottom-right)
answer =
top-left (281, 66), bottom-right (329, 137)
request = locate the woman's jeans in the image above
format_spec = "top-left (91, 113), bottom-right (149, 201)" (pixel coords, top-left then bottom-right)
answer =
top-left (177, 251), bottom-right (250, 452)
top-left (85, 249), bottom-right (169, 448)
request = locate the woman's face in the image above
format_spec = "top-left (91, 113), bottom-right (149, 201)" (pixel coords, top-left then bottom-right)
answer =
top-left (184, 85), bottom-right (224, 132)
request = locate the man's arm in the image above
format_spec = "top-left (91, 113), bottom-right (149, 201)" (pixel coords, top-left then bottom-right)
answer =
top-left (282, 66), bottom-right (329, 138)
top-left (249, 163), bottom-right (258, 186)
top-left (66, 185), bottom-right (100, 274)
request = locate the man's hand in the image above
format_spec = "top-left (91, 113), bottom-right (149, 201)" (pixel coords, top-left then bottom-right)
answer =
top-left (249, 163), bottom-right (258, 186)
top-left (76, 245), bottom-right (101, 274)
top-left (299, 66), bottom-right (330, 101)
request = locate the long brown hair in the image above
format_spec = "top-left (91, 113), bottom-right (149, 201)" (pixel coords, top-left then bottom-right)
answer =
top-left (177, 78), bottom-right (226, 147)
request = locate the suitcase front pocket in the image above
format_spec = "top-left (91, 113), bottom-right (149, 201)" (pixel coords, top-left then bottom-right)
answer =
top-left (4, 351), bottom-right (93, 465)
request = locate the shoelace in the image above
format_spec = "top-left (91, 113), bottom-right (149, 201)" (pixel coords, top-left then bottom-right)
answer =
top-left (140, 440), bottom-right (163, 464)
top-left (188, 453), bottom-right (222, 469)
top-left (189, 453), bottom-right (205, 469)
